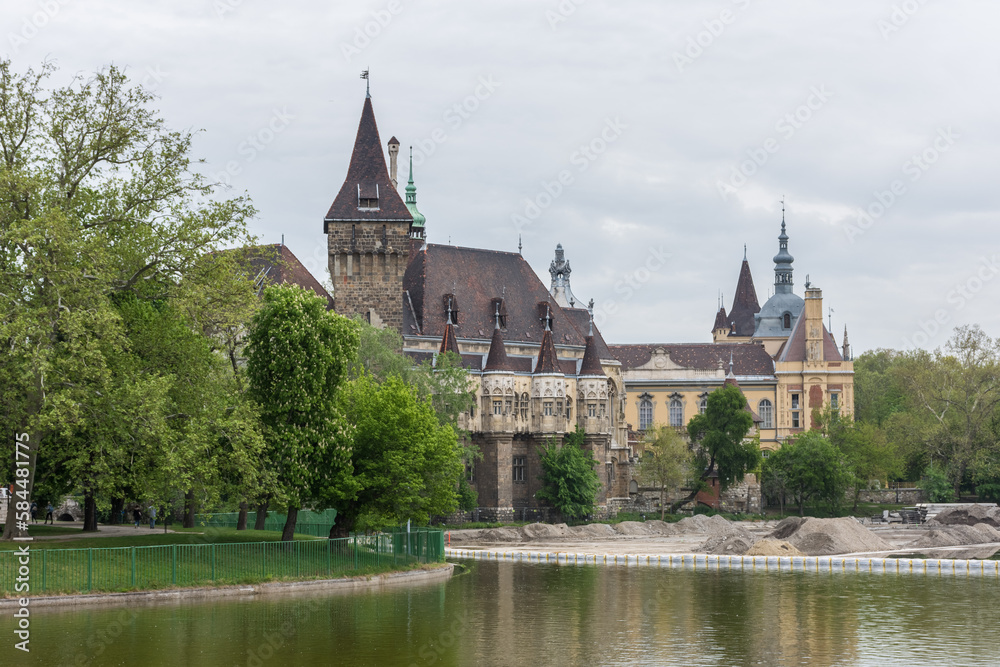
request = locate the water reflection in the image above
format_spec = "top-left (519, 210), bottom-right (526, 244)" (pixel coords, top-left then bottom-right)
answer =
top-left (11, 561), bottom-right (999, 666)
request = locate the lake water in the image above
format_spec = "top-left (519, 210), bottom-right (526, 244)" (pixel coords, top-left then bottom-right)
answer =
top-left (14, 559), bottom-right (1000, 666)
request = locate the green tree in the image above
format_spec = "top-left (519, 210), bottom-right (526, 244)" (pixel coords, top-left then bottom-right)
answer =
top-left (245, 285), bottom-right (361, 541)
top-left (0, 61), bottom-right (256, 540)
top-left (853, 349), bottom-right (908, 427)
top-left (671, 384), bottom-right (759, 511)
top-left (638, 426), bottom-right (691, 519)
top-left (764, 432), bottom-right (851, 516)
top-left (333, 374), bottom-right (464, 536)
top-left (825, 414), bottom-right (900, 512)
top-left (536, 427), bottom-right (601, 520)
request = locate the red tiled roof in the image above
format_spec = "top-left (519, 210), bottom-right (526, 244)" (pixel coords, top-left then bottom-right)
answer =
top-left (608, 343), bottom-right (775, 376)
top-left (776, 315), bottom-right (844, 363)
top-left (237, 244), bottom-right (334, 310)
top-left (324, 98), bottom-right (412, 224)
top-left (403, 244), bottom-right (606, 349)
top-left (728, 259), bottom-right (760, 337)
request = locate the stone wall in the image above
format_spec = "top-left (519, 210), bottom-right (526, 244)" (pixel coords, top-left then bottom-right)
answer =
top-left (327, 221), bottom-right (410, 332)
top-left (856, 488), bottom-right (925, 505)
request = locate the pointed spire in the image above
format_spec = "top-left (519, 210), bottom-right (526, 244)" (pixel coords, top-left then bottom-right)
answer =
top-left (728, 250), bottom-right (761, 336)
top-left (724, 349), bottom-right (741, 389)
top-left (842, 325), bottom-right (851, 361)
top-left (587, 299), bottom-right (595, 336)
top-left (712, 305), bottom-right (729, 333)
top-left (484, 304), bottom-right (512, 372)
top-left (404, 146), bottom-right (426, 239)
top-left (324, 94), bottom-right (411, 224)
top-left (579, 335), bottom-right (605, 377)
top-left (439, 301), bottom-right (460, 356)
top-left (772, 200), bottom-right (795, 295)
top-left (535, 306), bottom-right (559, 375)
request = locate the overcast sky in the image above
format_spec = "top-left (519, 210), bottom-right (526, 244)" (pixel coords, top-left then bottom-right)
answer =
top-left (6, 0), bottom-right (999, 354)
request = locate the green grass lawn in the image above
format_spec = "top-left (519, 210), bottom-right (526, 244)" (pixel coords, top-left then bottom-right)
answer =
top-left (0, 525), bottom-right (321, 551)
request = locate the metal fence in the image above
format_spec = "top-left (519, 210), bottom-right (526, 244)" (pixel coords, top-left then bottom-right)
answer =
top-left (0, 529), bottom-right (444, 595)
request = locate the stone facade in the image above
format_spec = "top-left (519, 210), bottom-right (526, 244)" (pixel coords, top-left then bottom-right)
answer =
top-left (327, 221), bottom-right (410, 330)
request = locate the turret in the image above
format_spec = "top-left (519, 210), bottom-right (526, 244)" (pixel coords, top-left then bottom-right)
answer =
top-left (532, 305), bottom-right (567, 433)
top-left (549, 244), bottom-right (578, 308)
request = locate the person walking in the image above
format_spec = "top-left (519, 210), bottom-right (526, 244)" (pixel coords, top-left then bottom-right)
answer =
top-left (44, 503), bottom-right (54, 524)
top-left (148, 505), bottom-right (157, 530)
top-left (30, 501), bottom-right (37, 523)
top-left (133, 506), bottom-right (142, 528)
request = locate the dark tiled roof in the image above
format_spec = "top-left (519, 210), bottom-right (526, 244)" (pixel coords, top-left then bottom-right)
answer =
top-left (712, 306), bottom-right (729, 332)
top-left (776, 315), bottom-right (844, 363)
top-left (324, 98), bottom-right (412, 224)
top-left (535, 328), bottom-right (560, 374)
top-left (237, 244), bottom-right (334, 310)
top-left (728, 259), bottom-right (760, 337)
top-left (403, 244), bottom-right (604, 349)
top-left (561, 307), bottom-right (615, 361)
top-left (579, 336), bottom-right (605, 376)
top-left (609, 343), bottom-right (775, 377)
top-left (439, 322), bottom-right (461, 355)
top-left (484, 326), bottom-right (513, 372)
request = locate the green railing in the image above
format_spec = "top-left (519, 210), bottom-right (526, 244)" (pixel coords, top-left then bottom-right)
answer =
top-left (0, 529), bottom-right (444, 595)
top-left (193, 509), bottom-right (337, 537)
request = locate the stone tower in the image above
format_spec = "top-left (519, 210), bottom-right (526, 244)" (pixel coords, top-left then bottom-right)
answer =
top-left (325, 93), bottom-right (413, 330)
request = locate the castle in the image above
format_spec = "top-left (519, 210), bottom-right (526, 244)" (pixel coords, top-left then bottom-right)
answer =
top-left (323, 91), bottom-right (853, 517)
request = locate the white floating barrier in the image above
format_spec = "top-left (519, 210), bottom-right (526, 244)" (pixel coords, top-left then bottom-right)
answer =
top-left (443, 548), bottom-right (1000, 578)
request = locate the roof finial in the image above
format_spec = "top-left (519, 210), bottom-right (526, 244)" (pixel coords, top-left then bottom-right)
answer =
top-left (544, 304), bottom-right (551, 332)
top-left (494, 301), bottom-right (501, 330)
top-left (743, 244), bottom-right (747, 261)
top-left (446, 296), bottom-right (454, 325)
top-left (828, 306), bottom-right (834, 332)
top-left (361, 69), bottom-right (370, 98)
top-left (780, 195), bottom-right (786, 231)
top-left (587, 298), bottom-right (595, 336)
top-left (729, 349), bottom-right (735, 376)
top-left (518, 234), bottom-right (522, 255)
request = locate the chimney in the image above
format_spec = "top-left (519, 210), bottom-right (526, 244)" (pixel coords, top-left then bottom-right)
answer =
top-left (387, 136), bottom-right (400, 189)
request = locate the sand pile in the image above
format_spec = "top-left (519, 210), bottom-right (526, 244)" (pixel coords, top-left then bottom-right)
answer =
top-left (571, 523), bottom-right (617, 538)
top-left (643, 520), bottom-right (679, 536)
top-left (929, 505), bottom-right (1000, 528)
top-left (907, 523), bottom-right (1000, 549)
top-left (612, 521), bottom-right (657, 536)
top-left (457, 527), bottom-right (522, 543)
top-left (767, 517), bottom-right (893, 555)
top-left (519, 523), bottom-right (572, 540)
top-left (702, 535), bottom-right (756, 555)
top-left (744, 539), bottom-right (805, 557)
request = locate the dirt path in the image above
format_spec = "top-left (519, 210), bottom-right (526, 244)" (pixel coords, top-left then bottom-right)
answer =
top-left (29, 522), bottom-right (180, 540)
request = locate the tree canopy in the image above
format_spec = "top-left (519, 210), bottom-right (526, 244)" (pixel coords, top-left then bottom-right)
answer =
top-left (536, 427), bottom-right (601, 520)
top-left (638, 426), bottom-right (692, 520)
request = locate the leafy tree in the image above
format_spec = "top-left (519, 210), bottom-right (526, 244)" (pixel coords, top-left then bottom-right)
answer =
top-left (0, 61), bottom-right (256, 540)
top-left (638, 426), bottom-right (691, 519)
top-left (333, 374), bottom-right (464, 536)
top-left (819, 411), bottom-right (900, 512)
top-left (536, 427), bottom-right (601, 520)
top-left (764, 432), bottom-right (851, 516)
top-left (245, 285), bottom-right (361, 541)
top-left (853, 349), bottom-right (908, 427)
top-left (920, 464), bottom-right (957, 503)
top-left (671, 384), bottom-right (759, 511)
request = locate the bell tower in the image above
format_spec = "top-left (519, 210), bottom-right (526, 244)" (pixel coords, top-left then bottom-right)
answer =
top-left (324, 91), bottom-right (413, 331)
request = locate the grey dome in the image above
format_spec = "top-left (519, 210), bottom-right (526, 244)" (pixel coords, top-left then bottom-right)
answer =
top-left (753, 291), bottom-right (804, 338)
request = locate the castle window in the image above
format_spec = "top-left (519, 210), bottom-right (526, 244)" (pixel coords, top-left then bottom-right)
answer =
top-left (791, 393), bottom-right (800, 409)
top-left (831, 393), bottom-right (840, 411)
top-left (493, 400), bottom-right (503, 415)
top-left (792, 411), bottom-right (801, 429)
top-left (466, 463), bottom-right (475, 483)
top-left (587, 403), bottom-right (597, 418)
top-left (520, 393), bottom-right (529, 420)
top-left (543, 401), bottom-right (554, 416)
top-left (504, 398), bottom-right (512, 415)
top-left (513, 456), bottom-right (525, 483)
top-left (699, 396), bottom-right (708, 414)
top-left (639, 397), bottom-right (653, 430)
top-left (758, 399), bottom-right (773, 429)
top-left (669, 398), bottom-right (684, 428)
top-left (783, 312), bottom-right (791, 329)
top-left (556, 400), bottom-right (563, 416)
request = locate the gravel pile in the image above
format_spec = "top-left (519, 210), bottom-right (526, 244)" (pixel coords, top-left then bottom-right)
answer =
top-left (744, 539), bottom-right (805, 557)
top-left (928, 505), bottom-right (1000, 528)
top-left (701, 535), bottom-right (756, 555)
top-left (907, 523), bottom-right (1000, 549)
top-left (767, 517), bottom-right (893, 555)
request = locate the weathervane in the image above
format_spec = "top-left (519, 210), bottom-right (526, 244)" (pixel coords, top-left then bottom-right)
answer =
top-left (360, 69), bottom-right (370, 97)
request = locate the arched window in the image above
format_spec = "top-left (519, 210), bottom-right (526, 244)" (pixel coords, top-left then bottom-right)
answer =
top-left (758, 399), bottom-right (773, 429)
top-left (698, 396), bottom-right (708, 414)
top-left (639, 398), bottom-right (653, 430)
top-left (782, 312), bottom-right (791, 329)
top-left (669, 398), bottom-right (684, 428)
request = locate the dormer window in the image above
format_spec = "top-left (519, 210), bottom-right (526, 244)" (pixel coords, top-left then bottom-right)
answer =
top-left (357, 184), bottom-right (380, 210)
top-left (782, 312), bottom-right (791, 329)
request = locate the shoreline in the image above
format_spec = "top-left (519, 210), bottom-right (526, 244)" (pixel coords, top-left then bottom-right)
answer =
top-left (0, 562), bottom-right (454, 609)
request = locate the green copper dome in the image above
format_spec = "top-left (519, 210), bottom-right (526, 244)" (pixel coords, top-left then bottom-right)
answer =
top-left (405, 147), bottom-right (426, 233)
